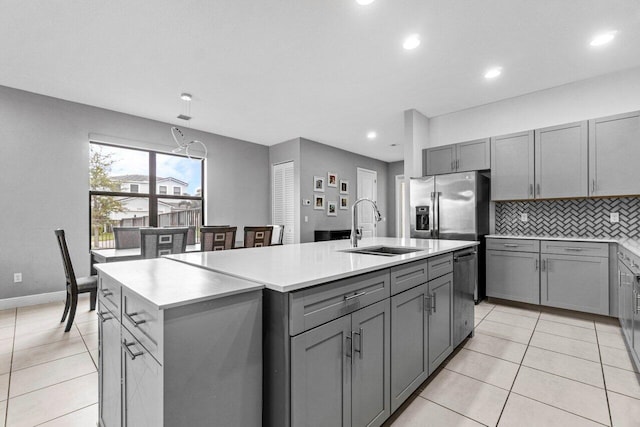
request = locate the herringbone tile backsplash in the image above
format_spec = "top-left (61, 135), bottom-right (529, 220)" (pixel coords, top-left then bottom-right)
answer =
top-left (495, 197), bottom-right (640, 238)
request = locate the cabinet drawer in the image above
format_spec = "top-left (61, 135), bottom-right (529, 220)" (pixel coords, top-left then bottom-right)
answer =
top-left (486, 238), bottom-right (540, 253)
top-left (541, 240), bottom-right (608, 257)
top-left (427, 253), bottom-right (453, 281)
top-left (122, 290), bottom-right (163, 364)
top-left (289, 270), bottom-right (390, 336)
top-left (390, 260), bottom-right (427, 295)
top-left (99, 275), bottom-right (121, 319)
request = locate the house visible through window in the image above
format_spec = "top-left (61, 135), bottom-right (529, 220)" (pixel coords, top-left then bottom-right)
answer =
top-left (89, 143), bottom-right (204, 249)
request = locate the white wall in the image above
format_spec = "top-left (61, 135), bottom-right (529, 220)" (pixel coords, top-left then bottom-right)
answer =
top-left (428, 66), bottom-right (640, 147)
top-left (0, 85), bottom-right (269, 302)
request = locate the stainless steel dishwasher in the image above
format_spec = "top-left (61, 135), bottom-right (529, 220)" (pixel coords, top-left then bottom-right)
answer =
top-left (453, 248), bottom-right (477, 347)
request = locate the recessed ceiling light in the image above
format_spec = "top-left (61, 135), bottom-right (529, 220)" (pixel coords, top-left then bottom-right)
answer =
top-left (356, 0), bottom-right (375, 5)
top-left (590, 31), bottom-right (617, 47)
top-left (403, 34), bottom-right (421, 50)
top-left (180, 93), bottom-right (192, 101)
top-left (484, 67), bottom-right (502, 79)
top-left (367, 131), bottom-right (377, 140)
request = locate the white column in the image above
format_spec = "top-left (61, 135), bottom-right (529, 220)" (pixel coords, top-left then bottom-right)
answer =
top-left (402, 109), bottom-right (430, 238)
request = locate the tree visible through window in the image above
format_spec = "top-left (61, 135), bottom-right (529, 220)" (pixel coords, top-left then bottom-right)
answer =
top-left (89, 142), bottom-right (204, 249)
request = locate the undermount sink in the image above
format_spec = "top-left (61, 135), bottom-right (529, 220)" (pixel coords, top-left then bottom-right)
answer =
top-left (340, 246), bottom-right (423, 256)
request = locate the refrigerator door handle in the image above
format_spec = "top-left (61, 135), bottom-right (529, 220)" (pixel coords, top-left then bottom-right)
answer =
top-left (433, 192), bottom-right (440, 238)
top-left (429, 192), bottom-right (436, 238)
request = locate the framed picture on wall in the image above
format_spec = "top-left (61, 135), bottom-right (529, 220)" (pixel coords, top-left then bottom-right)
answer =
top-left (340, 196), bottom-right (349, 210)
top-left (314, 176), bottom-right (325, 192)
top-left (314, 194), bottom-right (325, 210)
top-left (340, 180), bottom-right (349, 194)
top-left (327, 172), bottom-right (338, 187)
top-left (327, 201), bottom-right (337, 216)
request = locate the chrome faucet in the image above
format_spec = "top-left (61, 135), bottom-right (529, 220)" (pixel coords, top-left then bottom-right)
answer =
top-left (351, 198), bottom-right (383, 247)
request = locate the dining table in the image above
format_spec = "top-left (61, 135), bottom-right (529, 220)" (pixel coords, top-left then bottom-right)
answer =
top-left (90, 244), bottom-right (201, 273)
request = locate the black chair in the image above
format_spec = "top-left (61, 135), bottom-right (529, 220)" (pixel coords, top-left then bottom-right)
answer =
top-left (54, 229), bottom-right (98, 332)
top-left (140, 227), bottom-right (189, 258)
top-left (113, 226), bottom-right (141, 249)
top-left (244, 226), bottom-right (273, 248)
top-left (200, 226), bottom-right (237, 251)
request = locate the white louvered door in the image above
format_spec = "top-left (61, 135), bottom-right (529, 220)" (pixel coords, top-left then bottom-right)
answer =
top-left (272, 161), bottom-right (295, 244)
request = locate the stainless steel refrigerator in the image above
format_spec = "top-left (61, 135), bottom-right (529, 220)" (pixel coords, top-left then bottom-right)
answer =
top-left (410, 171), bottom-right (490, 302)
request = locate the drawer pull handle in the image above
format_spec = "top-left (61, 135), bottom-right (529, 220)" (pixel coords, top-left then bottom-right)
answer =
top-left (431, 260), bottom-right (451, 268)
top-left (344, 291), bottom-right (367, 301)
top-left (101, 289), bottom-right (113, 297)
top-left (564, 247), bottom-right (583, 252)
top-left (124, 311), bottom-right (147, 326)
top-left (97, 311), bottom-right (113, 323)
top-left (122, 340), bottom-right (144, 360)
top-left (503, 244), bottom-right (519, 248)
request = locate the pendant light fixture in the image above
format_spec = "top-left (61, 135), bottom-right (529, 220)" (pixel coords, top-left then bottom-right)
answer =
top-left (171, 93), bottom-right (208, 158)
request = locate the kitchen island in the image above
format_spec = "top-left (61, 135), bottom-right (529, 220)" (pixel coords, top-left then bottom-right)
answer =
top-left (170, 237), bottom-right (478, 427)
top-left (97, 237), bottom-right (478, 427)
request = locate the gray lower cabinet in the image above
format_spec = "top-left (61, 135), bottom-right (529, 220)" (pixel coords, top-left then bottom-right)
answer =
top-left (428, 273), bottom-right (453, 373)
top-left (390, 284), bottom-right (428, 412)
top-left (540, 253), bottom-right (609, 315)
top-left (486, 250), bottom-right (540, 304)
top-left (619, 259), bottom-right (634, 343)
top-left (291, 300), bottom-right (390, 427)
top-left (98, 304), bottom-right (121, 427)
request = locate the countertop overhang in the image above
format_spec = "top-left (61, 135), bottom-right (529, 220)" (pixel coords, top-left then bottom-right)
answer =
top-left (167, 237), bottom-right (478, 292)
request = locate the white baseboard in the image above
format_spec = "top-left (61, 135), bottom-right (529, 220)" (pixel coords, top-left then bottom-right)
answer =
top-left (0, 291), bottom-right (66, 310)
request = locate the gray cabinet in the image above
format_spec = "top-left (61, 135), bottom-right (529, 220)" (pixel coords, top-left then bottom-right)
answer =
top-left (486, 247), bottom-right (540, 304)
top-left (534, 121), bottom-right (588, 199)
top-left (428, 273), bottom-right (454, 373)
top-left (491, 131), bottom-right (534, 200)
top-left (122, 328), bottom-right (162, 427)
top-left (291, 300), bottom-right (390, 427)
top-left (390, 284), bottom-right (428, 412)
top-left (98, 304), bottom-right (121, 427)
top-left (423, 138), bottom-right (490, 176)
top-left (589, 111), bottom-right (640, 197)
top-left (618, 259), bottom-right (634, 343)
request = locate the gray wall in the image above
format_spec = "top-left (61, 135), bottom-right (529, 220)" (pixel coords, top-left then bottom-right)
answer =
top-left (299, 138), bottom-right (390, 243)
top-left (269, 138), bottom-right (301, 243)
top-left (386, 161), bottom-right (404, 237)
top-left (0, 85), bottom-right (269, 300)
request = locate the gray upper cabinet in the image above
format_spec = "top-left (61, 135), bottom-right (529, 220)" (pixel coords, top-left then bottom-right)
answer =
top-left (291, 316), bottom-right (352, 427)
top-left (424, 145), bottom-right (456, 176)
top-left (535, 121), bottom-right (588, 199)
top-left (390, 284), bottom-right (428, 412)
top-left (491, 131), bottom-right (534, 200)
top-left (589, 111), bottom-right (640, 197)
top-left (427, 273), bottom-right (453, 373)
top-left (423, 138), bottom-right (490, 176)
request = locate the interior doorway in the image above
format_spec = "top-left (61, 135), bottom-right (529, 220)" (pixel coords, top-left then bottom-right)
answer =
top-left (356, 167), bottom-right (378, 238)
top-left (272, 161), bottom-right (294, 244)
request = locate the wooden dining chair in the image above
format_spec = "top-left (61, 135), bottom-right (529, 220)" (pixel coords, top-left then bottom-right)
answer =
top-left (113, 226), bottom-right (141, 249)
top-left (140, 227), bottom-right (189, 258)
top-left (269, 224), bottom-right (285, 245)
top-left (244, 226), bottom-right (273, 248)
top-left (163, 225), bottom-right (196, 245)
top-left (54, 229), bottom-right (98, 332)
top-left (200, 226), bottom-right (237, 251)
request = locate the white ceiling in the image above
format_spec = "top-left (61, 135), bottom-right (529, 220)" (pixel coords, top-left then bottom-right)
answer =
top-left (2, 0), bottom-right (640, 162)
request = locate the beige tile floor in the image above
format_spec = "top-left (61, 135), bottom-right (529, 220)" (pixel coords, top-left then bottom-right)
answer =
top-left (389, 300), bottom-right (640, 427)
top-left (2, 296), bottom-right (640, 426)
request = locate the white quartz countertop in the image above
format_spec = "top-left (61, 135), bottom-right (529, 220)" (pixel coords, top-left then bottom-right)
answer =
top-left (95, 258), bottom-right (264, 310)
top-left (167, 237), bottom-right (478, 293)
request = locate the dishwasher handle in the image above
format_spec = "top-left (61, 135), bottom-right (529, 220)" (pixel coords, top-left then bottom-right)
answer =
top-left (454, 251), bottom-right (477, 262)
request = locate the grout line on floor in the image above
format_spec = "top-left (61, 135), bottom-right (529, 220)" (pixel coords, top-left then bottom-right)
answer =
top-left (441, 367), bottom-right (512, 392)
top-left (530, 328), bottom-right (597, 345)
top-left (535, 317), bottom-right (596, 331)
top-left (7, 371), bottom-right (97, 401)
top-left (419, 395), bottom-right (490, 427)
top-left (527, 342), bottom-right (600, 364)
top-left (32, 402), bottom-right (97, 427)
top-left (10, 346), bottom-right (91, 374)
top-left (517, 364), bottom-right (606, 391)
top-left (460, 347), bottom-right (523, 366)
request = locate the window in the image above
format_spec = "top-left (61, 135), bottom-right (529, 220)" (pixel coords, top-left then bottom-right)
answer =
top-left (89, 143), bottom-right (204, 249)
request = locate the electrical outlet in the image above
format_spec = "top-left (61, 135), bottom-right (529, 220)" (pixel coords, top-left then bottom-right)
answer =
top-left (14, 273), bottom-right (22, 283)
top-left (520, 213), bottom-right (528, 222)
top-left (610, 212), bottom-right (620, 223)
top-left (304, 216), bottom-right (308, 223)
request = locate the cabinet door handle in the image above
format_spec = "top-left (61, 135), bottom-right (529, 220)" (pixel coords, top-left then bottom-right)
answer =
top-left (451, 161), bottom-right (454, 171)
top-left (344, 291), bottom-right (367, 302)
top-left (535, 259), bottom-right (539, 271)
top-left (456, 159), bottom-right (460, 170)
top-left (536, 184), bottom-right (540, 195)
top-left (97, 311), bottom-right (113, 323)
top-left (122, 340), bottom-right (144, 360)
top-left (636, 292), bottom-right (640, 314)
top-left (345, 335), bottom-right (353, 360)
top-left (529, 184), bottom-right (534, 197)
top-left (123, 311), bottom-right (146, 327)
top-left (424, 295), bottom-right (431, 313)
top-left (542, 259), bottom-right (546, 271)
top-left (432, 293), bottom-right (437, 313)
top-left (353, 328), bottom-right (363, 359)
